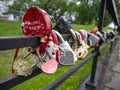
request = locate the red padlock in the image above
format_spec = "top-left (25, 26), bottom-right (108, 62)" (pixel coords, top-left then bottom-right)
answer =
top-left (22, 6), bottom-right (52, 37)
top-left (39, 30), bottom-right (58, 53)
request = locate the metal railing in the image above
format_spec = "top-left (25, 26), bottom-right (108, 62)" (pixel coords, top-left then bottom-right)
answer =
top-left (0, 0), bottom-right (119, 90)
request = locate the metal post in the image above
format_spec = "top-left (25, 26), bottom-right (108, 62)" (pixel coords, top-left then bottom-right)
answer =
top-left (85, 48), bottom-right (100, 89)
top-left (90, 48), bottom-right (100, 83)
top-left (85, 0), bottom-right (107, 89)
top-left (98, 0), bottom-right (107, 32)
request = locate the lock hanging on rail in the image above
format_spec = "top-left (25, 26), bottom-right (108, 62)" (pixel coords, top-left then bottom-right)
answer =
top-left (73, 31), bottom-right (90, 59)
top-left (54, 30), bottom-right (77, 65)
top-left (54, 16), bottom-right (78, 49)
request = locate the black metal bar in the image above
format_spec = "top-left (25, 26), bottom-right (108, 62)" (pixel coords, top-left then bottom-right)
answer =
top-left (0, 34), bottom-right (71, 90)
top-left (90, 48), bottom-right (99, 83)
top-left (0, 34), bottom-right (71, 51)
top-left (42, 44), bottom-right (106, 90)
top-left (0, 36), bottom-right (40, 50)
top-left (85, 0), bottom-right (107, 88)
top-left (0, 68), bottom-right (42, 90)
top-left (97, 0), bottom-right (107, 32)
top-left (42, 52), bottom-right (98, 90)
top-left (106, 0), bottom-right (119, 26)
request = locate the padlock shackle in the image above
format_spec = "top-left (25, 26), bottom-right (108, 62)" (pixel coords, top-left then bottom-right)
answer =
top-left (80, 29), bottom-right (88, 42)
top-left (53, 30), bottom-right (65, 43)
top-left (75, 31), bottom-right (82, 45)
top-left (69, 29), bottom-right (77, 46)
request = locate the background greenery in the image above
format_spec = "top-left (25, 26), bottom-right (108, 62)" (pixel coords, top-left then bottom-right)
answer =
top-left (7, 0), bottom-right (120, 26)
top-left (0, 20), bottom-right (111, 90)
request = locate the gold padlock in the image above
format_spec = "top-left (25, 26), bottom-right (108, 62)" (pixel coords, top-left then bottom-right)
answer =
top-left (13, 56), bottom-right (32, 76)
top-left (73, 31), bottom-right (90, 59)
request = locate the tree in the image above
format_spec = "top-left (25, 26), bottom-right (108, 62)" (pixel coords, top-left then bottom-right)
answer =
top-left (8, 0), bottom-right (119, 26)
top-left (8, 0), bottom-right (68, 21)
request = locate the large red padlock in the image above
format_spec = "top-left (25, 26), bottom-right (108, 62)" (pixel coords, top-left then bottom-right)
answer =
top-left (22, 6), bottom-right (52, 37)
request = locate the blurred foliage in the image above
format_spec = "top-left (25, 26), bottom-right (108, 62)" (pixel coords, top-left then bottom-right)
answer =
top-left (8, 0), bottom-right (120, 26)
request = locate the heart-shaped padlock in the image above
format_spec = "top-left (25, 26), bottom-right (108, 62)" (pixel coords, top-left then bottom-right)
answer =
top-left (30, 32), bottom-right (59, 74)
top-left (35, 47), bottom-right (58, 74)
top-left (22, 6), bottom-right (52, 37)
top-left (54, 30), bottom-right (77, 65)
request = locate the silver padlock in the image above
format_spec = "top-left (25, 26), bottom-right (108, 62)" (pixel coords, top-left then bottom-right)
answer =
top-left (87, 32), bottom-right (100, 47)
top-left (54, 30), bottom-right (77, 65)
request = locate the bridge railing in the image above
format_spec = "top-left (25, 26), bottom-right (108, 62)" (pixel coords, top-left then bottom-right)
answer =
top-left (0, 0), bottom-right (120, 90)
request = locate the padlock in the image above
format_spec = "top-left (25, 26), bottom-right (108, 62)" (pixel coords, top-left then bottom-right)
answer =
top-left (44, 33), bottom-right (59, 62)
top-left (13, 56), bottom-right (32, 76)
top-left (29, 32), bottom-right (59, 74)
top-left (54, 30), bottom-right (77, 65)
top-left (54, 16), bottom-right (72, 34)
top-left (22, 6), bottom-right (52, 37)
top-left (88, 27), bottom-right (98, 34)
top-left (73, 31), bottom-right (89, 59)
top-left (80, 29), bottom-right (88, 42)
top-left (96, 31), bottom-right (106, 43)
top-left (13, 48), bottom-right (36, 76)
top-left (106, 30), bottom-right (115, 39)
top-left (54, 16), bottom-right (77, 49)
top-left (77, 30), bottom-right (84, 40)
top-left (87, 32), bottom-right (100, 47)
top-left (36, 47), bottom-right (58, 74)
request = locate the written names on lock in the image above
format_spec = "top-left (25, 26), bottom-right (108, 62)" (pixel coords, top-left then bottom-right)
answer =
top-left (22, 6), bottom-right (52, 37)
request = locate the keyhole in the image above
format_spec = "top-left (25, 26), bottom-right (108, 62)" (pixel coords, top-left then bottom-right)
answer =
top-left (32, 10), bottom-right (34, 18)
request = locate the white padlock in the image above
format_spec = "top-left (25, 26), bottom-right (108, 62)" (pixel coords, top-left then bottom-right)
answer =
top-left (87, 32), bottom-right (100, 47)
top-left (54, 30), bottom-right (77, 65)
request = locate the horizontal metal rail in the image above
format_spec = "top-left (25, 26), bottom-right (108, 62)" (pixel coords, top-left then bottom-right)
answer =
top-left (0, 34), bottom-right (71, 51)
top-left (0, 36), bottom-right (40, 50)
top-left (0, 37), bottom-right (112, 90)
top-left (0, 34), bottom-right (71, 90)
top-left (0, 67), bottom-right (42, 90)
top-left (42, 44), bottom-right (106, 90)
top-left (0, 49), bottom-right (98, 90)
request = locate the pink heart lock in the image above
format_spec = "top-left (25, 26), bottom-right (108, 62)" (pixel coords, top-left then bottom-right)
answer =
top-left (41, 59), bottom-right (58, 74)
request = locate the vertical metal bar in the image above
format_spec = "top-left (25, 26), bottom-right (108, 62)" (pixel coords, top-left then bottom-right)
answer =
top-left (89, 48), bottom-right (99, 83)
top-left (98, 0), bottom-right (107, 32)
top-left (89, 0), bottom-right (107, 83)
top-left (106, 0), bottom-right (120, 26)
top-left (86, 0), bottom-right (107, 88)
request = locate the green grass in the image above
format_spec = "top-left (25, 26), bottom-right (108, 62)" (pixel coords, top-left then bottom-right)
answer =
top-left (0, 20), bottom-right (22, 36)
top-left (0, 20), bottom-right (111, 90)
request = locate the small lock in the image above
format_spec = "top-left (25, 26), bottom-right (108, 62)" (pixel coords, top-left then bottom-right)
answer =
top-left (54, 30), bottom-right (77, 65)
top-left (54, 16), bottom-right (77, 48)
top-left (54, 16), bottom-right (72, 34)
top-left (12, 48), bottom-right (37, 76)
top-left (87, 33), bottom-right (100, 47)
top-left (36, 47), bottom-right (58, 74)
top-left (45, 34), bottom-right (59, 62)
top-left (78, 29), bottom-right (88, 42)
top-left (73, 31), bottom-right (89, 59)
